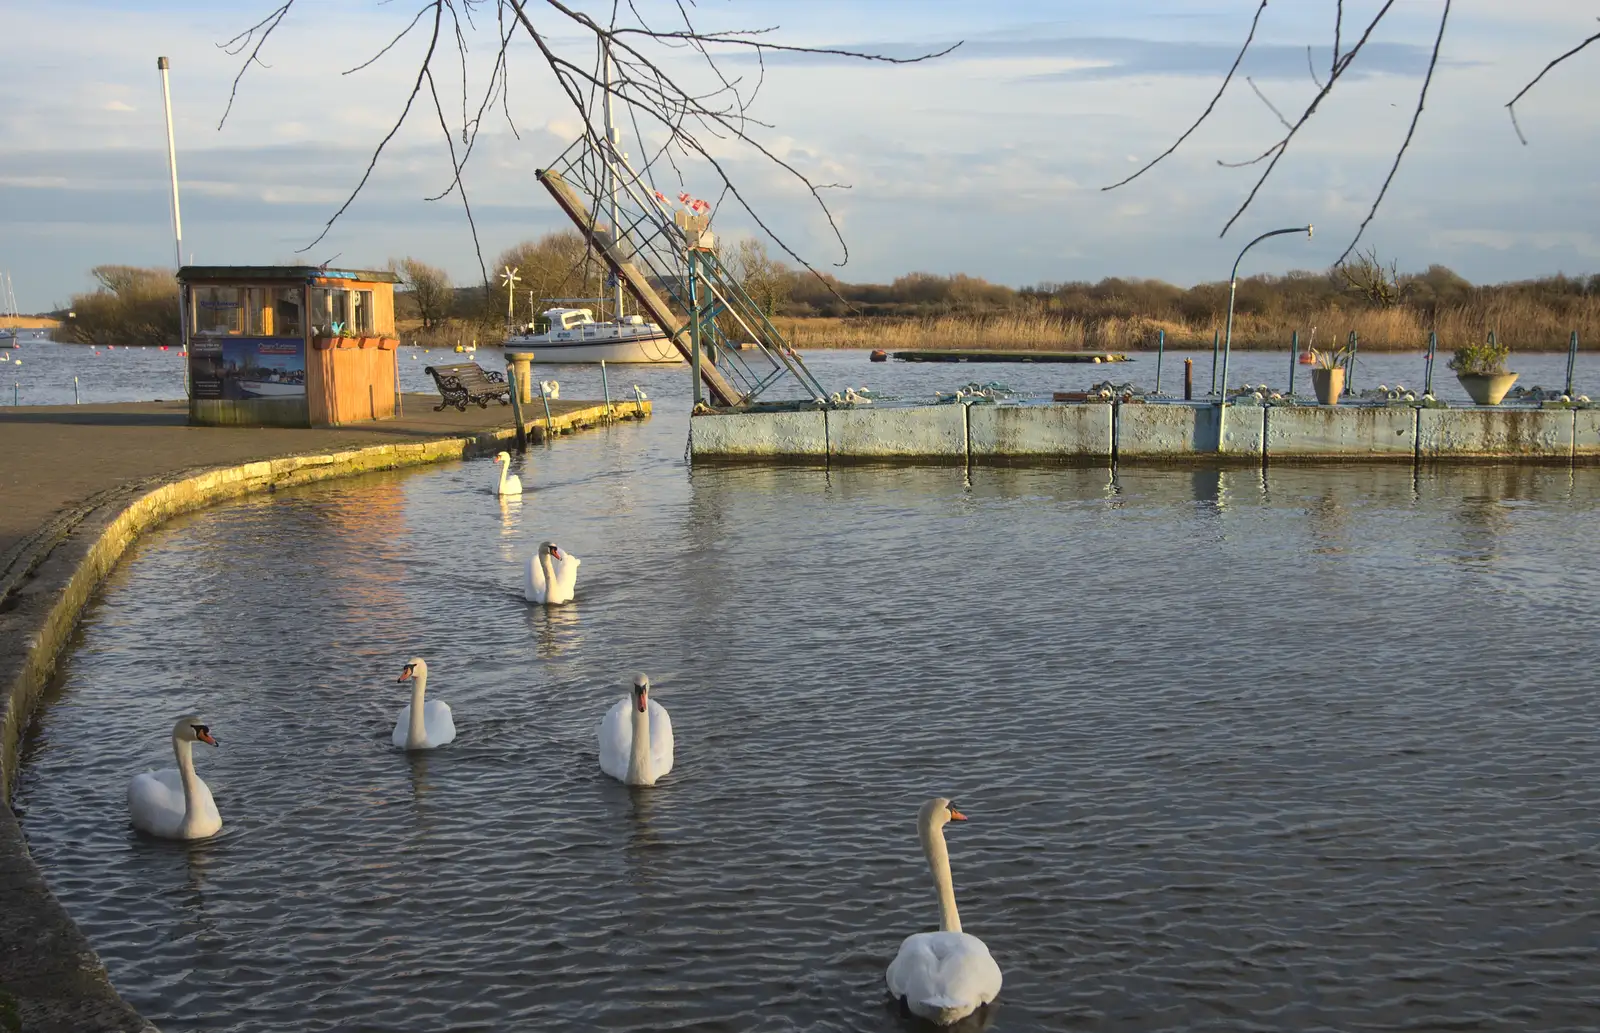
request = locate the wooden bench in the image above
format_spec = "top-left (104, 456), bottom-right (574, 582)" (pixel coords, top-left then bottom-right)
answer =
top-left (423, 362), bottom-right (512, 411)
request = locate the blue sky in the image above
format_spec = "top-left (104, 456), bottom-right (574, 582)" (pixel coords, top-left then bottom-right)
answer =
top-left (2, 0), bottom-right (1597, 310)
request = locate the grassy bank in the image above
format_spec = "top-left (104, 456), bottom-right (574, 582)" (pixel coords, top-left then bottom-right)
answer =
top-left (778, 299), bottom-right (1600, 353)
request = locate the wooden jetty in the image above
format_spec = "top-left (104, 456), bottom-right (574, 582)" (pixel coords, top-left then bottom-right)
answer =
top-left (893, 349), bottom-right (1129, 364)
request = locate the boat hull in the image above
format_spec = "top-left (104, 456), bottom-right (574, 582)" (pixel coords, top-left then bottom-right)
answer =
top-left (499, 332), bottom-right (683, 364)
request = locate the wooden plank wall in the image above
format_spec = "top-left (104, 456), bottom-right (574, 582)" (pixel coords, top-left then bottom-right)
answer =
top-left (308, 344), bottom-right (397, 425)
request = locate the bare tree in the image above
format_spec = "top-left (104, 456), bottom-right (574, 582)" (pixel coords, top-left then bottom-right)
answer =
top-left (217, 2), bottom-right (955, 291)
top-left (1336, 248), bottom-right (1407, 307)
top-left (730, 238), bottom-right (791, 317)
top-left (394, 257), bottom-right (454, 331)
top-left (1104, 3), bottom-right (1600, 262)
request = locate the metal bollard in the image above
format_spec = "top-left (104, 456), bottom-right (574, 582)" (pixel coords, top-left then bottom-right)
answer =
top-left (1184, 358), bottom-right (1193, 401)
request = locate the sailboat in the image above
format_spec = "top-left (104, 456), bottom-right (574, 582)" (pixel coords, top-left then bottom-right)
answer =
top-left (0, 273), bottom-right (20, 347)
top-left (500, 43), bottom-right (681, 365)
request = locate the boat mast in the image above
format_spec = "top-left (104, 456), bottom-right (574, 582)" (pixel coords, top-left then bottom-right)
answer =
top-left (602, 39), bottom-right (625, 323)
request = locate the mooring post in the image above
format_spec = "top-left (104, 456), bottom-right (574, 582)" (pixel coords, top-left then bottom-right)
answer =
top-left (1424, 331), bottom-right (1438, 397)
top-left (1184, 358), bottom-right (1193, 401)
top-left (74, 376), bottom-right (79, 404)
top-left (12, 383), bottom-right (17, 406)
top-left (1209, 329), bottom-right (1219, 397)
top-left (600, 359), bottom-right (612, 418)
top-left (538, 378), bottom-right (556, 438)
top-left (688, 250), bottom-right (704, 408)
top-left (1347, 330), bottom-right (1360, 394)
top-left (633, 385), bottom-right (645, 416)
top-left (1154, 329), bottom-right (1165, 395)
top-left (506, 369), bottom-right (529, 451)
top-left (1288, 330), bottom-right (1298, 398)
top-left (1565, 330), bottom-right (1579, 397)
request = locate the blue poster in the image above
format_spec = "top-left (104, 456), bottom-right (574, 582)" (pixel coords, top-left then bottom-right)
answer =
top-left (189, 337), bottom-right (306, 401)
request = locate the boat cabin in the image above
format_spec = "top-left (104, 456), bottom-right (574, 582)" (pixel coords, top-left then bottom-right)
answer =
top-left (178, 265), bottom-right (400, 427)
top-left (544, 308), bottom-right (595, 330)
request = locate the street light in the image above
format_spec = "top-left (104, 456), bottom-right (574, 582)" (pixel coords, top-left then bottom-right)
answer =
top-left (1217, 224), bottom-right (1313, 449)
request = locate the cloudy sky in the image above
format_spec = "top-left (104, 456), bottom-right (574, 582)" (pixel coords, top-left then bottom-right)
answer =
top-left (3, 0), bottom-right (1597, 311)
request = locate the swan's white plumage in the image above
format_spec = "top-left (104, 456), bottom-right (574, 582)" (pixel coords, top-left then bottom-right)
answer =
top-left (494, 451), bottom-right (523, 496)
top-left (887, 931), bottom-right (1002, 1025)
top-left (524, 544), bottom-right (581, 604)
top-left (393, 657), bottom-right (456, 750)
top-left (597, 697), bottom-right (673, 782)
top-left (885, 797), bottom-right (1001, 1025)
top-left (126, 715), bottom-right (222, 840)
top-left (391, 698), bottom-right (457, 749)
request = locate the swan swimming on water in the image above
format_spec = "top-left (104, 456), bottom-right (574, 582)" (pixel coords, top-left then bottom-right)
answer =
top-left (598, 673), bottom-right (673, 786)
top-left (126, 715), bottom-right (222, 840)
top-left (525, 540), bottom-right (580, 605)
top-left (493, 451), bottom-right (523, 496)
top-left (886, 797), bottom-right (1003, 1026)
top-left (392, 657), bottom-right (457, 750)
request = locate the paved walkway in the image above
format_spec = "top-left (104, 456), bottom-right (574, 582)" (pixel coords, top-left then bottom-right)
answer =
top-left (0, 395), bottom-right (607, 558)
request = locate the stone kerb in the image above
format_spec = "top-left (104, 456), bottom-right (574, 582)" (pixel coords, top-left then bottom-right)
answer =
top-left (967, 403), bottom-right (1112, 462)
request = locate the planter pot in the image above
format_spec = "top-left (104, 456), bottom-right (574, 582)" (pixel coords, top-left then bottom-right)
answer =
top-left (336, 335), bottom-right (359, 349)
top-left (376, 336), bottom-right (398, 351)
top-left (357, 335), bottom-right (379, 349)
top-left (1457, 372), bottom-right (1519, 405)
top-left (312, 336), bottom-right (337, 351)
top-left (1311, 366), bottom-right (1345, 405)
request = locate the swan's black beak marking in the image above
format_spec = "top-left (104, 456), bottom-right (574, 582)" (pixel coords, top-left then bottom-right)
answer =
top-left (398, 665), bottom-right (414, 683)
top-left (194, 725), bottom-right (218, 746)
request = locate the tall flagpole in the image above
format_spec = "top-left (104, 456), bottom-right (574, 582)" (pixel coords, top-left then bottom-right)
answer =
top-left (158, 56), bottom-right (188, 353)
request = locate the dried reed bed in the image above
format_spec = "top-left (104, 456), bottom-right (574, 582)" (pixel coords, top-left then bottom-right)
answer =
top-left (782, 297), bottom-right (1600, 353)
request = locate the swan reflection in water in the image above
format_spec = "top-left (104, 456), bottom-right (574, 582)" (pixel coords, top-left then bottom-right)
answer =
top-left (496, 494), bottom-right (522, 550)
top-left (526, 600), bottom-right (583, 660)
top-left (406, 750), bottom-right (435, 810)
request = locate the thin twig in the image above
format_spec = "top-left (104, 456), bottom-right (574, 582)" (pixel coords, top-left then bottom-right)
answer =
top-left (1506, 20), bottom-right (1600, 144)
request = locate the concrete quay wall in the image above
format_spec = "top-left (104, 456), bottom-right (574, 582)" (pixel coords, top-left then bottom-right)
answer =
top-left (690, 401), bottom-right (1600, 464)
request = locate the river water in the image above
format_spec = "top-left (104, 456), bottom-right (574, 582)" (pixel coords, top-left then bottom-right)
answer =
top-left (13, 336), bottom-right (1600, 1032)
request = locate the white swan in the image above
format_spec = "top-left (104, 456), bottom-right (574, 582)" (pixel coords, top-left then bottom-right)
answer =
top-left (539, 379), bottom-right (559, 400)
top-left (524, 540), bottom-right (581, 605)
top-left (494, 451), bottom-right (523, 496)
top-left (126, 715), bottom-right (222, 840)
top-left (392, 657), bottom-right (457, 750)
top-left (597, 673), bottom-right (673, 785)
top-left (886, 797), bottom-right (1003, 1026)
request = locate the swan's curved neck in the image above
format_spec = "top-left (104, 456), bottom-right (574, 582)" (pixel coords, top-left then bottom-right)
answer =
top-left (920, 820), bottom-right (963, 934)
top-left (173, 735), bottom-right (202, 831)
top-left (626, 699), bottom-right (652, 785)
top-left (539, 552), bottom-right (557, 598)
top-left (497, 456), bottom-right (510, 490)
top-left (407, 671), bottom-right (428, 748)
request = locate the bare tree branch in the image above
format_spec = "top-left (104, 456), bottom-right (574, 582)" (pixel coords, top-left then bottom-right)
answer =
top-left (1336, 0), bottom-right (1451, 264)
top-left (1507, 19), bottom-right (1600, 145)
top-left (1101, 0), bottom-right (1269, 192)
top-left (216, 2), bottom-right (291, 129)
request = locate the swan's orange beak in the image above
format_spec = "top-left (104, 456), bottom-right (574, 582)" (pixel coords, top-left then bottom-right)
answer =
top-left (948, 808), bottom-right (967, 821)
top-left (551, 546), bottom-right (563, 560)
top-left (397, 665), bottom-right (413, 682)
top-left (196, 728), bottom-right (217, 746)
top-left (635, 690), bottom-right (648, 713)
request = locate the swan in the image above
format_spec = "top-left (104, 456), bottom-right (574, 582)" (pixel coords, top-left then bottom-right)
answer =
top-left (539, 379), bottom-right (560, 400)
top-left (597, 673), bottom-right (673, 785)
top-left (392, 657), bottom-right (457, 750)
top-left (524, 540), bottom-right (581, 605)
top-left (126, 715), bottom-right (222, 840)
top-left (494, 451), bottom-right (523, 496)
top-left (886, 798), bottom-right (1003, 1026)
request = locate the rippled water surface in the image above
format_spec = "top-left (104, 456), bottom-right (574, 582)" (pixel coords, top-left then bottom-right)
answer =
top-left (15, 353), bottom-right (1600, 1032)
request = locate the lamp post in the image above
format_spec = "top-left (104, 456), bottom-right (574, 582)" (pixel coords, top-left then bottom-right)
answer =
top-left (1217, 224), bottom-right (1313, 449)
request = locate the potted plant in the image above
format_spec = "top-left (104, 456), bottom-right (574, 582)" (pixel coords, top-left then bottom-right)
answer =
top-left (1448, 331), bottom-right (1517, 405)
top-left (1308, 343), bottom-right (1350, 405)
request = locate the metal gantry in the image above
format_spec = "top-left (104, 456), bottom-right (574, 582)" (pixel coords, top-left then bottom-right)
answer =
top-left (535, 133), bottom-right (830, 409)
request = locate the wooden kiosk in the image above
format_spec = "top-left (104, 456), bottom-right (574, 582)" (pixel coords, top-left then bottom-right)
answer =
top-left (178, 265), bottom-right (401, 427)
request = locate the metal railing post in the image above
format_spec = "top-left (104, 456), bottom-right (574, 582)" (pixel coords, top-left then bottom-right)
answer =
top-left (1288, 330), bottom-right (1298, 398)
top-left (1154, 328), bottom-right (1165, 395)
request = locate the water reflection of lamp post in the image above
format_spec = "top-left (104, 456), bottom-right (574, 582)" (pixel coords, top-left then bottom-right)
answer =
top-left (1217, 225), bottom-right (1313, 450)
